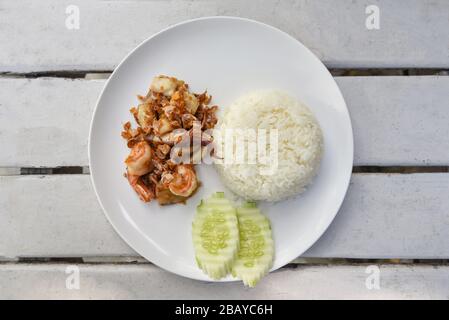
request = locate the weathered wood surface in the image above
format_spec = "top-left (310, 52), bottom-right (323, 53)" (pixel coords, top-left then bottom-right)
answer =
top-left (1, 0), bottom-right (449, 300)
top-left (1, 76), bottom-right (448, 167)
top-left (1, 0), bottom-right (449, 72)
top-left (1, 173), bottom-right (448, 259)
top-left (0, 263), bottom-right (448, 299)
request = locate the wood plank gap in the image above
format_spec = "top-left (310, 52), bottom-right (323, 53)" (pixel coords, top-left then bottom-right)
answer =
top-left (19, 167), bottom-right (88, 175)
top-left (17, 257), bottom-right (84, 264)
top-left (0, 166), bottom-right (446, 176)
top-left (293, 258), bottom-right (449, 265)
top-left (0, 69), bottom-right (448, 80)
top-left (329, 68), bottom-right (449, 76)
top-left (10, 257), bottom-right (449, 266)
top-left (353, 166), bottom-right (449, 173)
top-left (0, 71), bottom-right (112, 79)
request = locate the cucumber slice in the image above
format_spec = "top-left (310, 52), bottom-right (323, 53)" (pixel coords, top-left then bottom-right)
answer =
top-left (192, 192), bottom-right (239, 279)
top-left (231, 202), bottom-right (274, 287)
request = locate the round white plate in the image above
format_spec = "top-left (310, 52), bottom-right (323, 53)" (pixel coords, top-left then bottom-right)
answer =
top-left (89, 17), bottom-right (353, 281)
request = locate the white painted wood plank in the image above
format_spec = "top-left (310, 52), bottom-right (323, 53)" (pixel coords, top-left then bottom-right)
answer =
top-left (0, 78), bottom-right (103, 167)
top-left (1, 76), bottom-right (449, 167)
top-left (1, 173), bottom-right (449, 259)
top-left (339, 77), bottom-right (449, 165)
top-left (305, 173), bottom-right (449, 258)
top-left (0, 175), bottom-right (135, 259)
top-left (1, 0), bottom-right (449, 72)
top-left (0, 263), bottom-right (448, 299)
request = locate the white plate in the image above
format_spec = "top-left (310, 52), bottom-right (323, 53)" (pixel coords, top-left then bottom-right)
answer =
top-left (89, 17), bottom-right (353, 281)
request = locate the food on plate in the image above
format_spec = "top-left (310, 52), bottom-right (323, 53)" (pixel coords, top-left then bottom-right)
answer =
top-left (192, 193), bottom-right (274, 286)
top-left (121, 75), bottom-right (218, 204)
top-left (192, 192), bottom-right (240, 279)
top-left (215, 90), bottom-right (323, 201)
top-left (231, 202), bottom-right (274, 287)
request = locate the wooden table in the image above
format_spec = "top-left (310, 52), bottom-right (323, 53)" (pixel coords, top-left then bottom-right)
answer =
top-left (1, 0), bottom-right (449, 299)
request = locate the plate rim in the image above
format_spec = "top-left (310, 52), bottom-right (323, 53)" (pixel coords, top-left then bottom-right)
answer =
top-left (88, 16), bottom-right (354, 282)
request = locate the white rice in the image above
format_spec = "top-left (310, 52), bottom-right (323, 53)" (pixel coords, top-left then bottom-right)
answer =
top-left (214, 90), bottom-right (323, 202)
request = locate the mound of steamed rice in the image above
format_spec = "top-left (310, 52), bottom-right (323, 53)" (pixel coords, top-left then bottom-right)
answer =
top-left (214, 90), bottom-right (323, 202)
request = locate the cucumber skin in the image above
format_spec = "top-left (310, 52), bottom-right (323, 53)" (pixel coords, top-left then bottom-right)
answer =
top-left (193, 196), bottom-right (275, 285)
top-left (231, 205), bottom-right (274, 287)
top-left (192, 193), bottom-right (240, 280)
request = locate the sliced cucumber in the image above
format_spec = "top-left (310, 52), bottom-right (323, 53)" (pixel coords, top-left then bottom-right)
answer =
top-left (192, 192), bottom-right (239, 279)
top-left (231, 202), bottom-right (274, 287)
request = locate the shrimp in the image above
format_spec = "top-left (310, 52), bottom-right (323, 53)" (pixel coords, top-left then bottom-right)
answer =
top-left (155, 183), bottom-right (186, 205)
top-left (122, 75), bottom-right (218, 205)
top-left (155, 144), bottom-right (171, 159)
top-left (127, 173), bottom-right (154, 202)
top-left (153, 116), bottom-right (175, 136)
top-left (184, 91), bottom-right (199, 114)
top-left (146, 130), bottom-right (186, 146)
top-left (150, 75), bottom-right (179, 97)
top-left (125, 141), bottom-right (153, 176)
top-left (181, 113), bottom-right (197, 129)
top-left (169, 164), bottom-right (198, 197)
top-left (134, 103), bottom-right (154, 132)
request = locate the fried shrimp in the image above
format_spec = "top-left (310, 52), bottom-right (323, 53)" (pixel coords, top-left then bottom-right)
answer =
top-left (121, 75), bottom-right (218, 205)
top-left (134, 103), bottom-right (154, 132)
top-left (169, 165), bottom-right (198, 197)
top-left (127, 173), bottom-right (154, 202)
top-left (150, 75), bottom-right (179, 97)
top-left (125, 141), bottom-right (153, 176)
